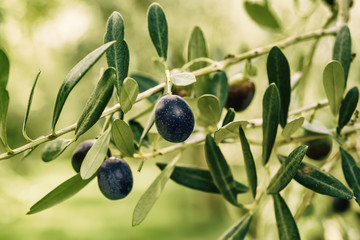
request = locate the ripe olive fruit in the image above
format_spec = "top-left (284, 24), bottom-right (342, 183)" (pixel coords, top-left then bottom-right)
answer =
top-left (71, 140), bottom-right (111, 173)
top-left (305, 136), bottom-right (332, 161)
top-left (97, 157), bottom-right (133, 200)
top-left (333, 198), bottom-right (350, 213)
top-left (155, 95), bottom-right (195, 143)
top-left (226, 79), bottom-right (255, 112)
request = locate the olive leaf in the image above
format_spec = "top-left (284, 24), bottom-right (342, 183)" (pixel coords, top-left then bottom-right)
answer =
top-left (337, 87), bottom-right (359, 135)
top-left (75, 68), bottom-right (115, 138)
top-left (239, 126), bottom-right (257, 199)
top-left (197, 94), bottom-right (221, 128)
top-left (281, 117), bottom-right (304, 138)
top-left (244, 1), bottom-right (281, 30)
top-left (27, 174), bottom-right (95, 215)
top-left (210, 71), bottom-right (229, 110)
top-left (139, 103), bottom-right (157, 148)
top-left (129, 120), bottom-right (150, 147)
top-left (323, 60), bottom-right (345, 116)
top-left (0, 87), bottom-right (10, 151)
top-left (273, 193), bottom-right (301, 240)
top-left (219, 212), bottom-right (253, 240)
top-left (340, 148), bottom-right (360, 205)
top-left (112, 119), bottom-right (135, 157)
top-left (147, 3), bottom-right (168, 60)
top-left (170, 72), bottom-right (196, 86)
top-left (23, 71), bottom-right (41, 141)
top-left (120, 77), bottom-right (139, 113)
top-left (132, 153), bottom-right (181, 226)
top-left (267, 145), bottom-right (308, 194)
top-left (41, 139), bottom-right (73, 162)
top-left (214, 121), bottom-right (248, 144)
top-left (130, 73), bottom-right (159, 103)
top-left (205, 134), bottom-right (242, 207)
top-left (188, 26), bottom-right (210, 96)
top-left (156, 163), bottom-right (248, 194)
top-left (302, 120), bottom-right (332, 135)
top-left (0, 49), bottom-right (9, 89)
top-left (222, 108), bottom-right (236, 127)
top-left (262, 83), bottom-right (280, 165)
top-left (333, 25), bottom-right (351, 85)
top-left (80, 128), bottom-right (111, 180)
top-left (52, 41), bottom-right (115, 131)
top-left (267, 46), bottom-right (291, 128)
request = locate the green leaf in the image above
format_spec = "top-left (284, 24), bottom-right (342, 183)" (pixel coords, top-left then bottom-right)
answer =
top-left (262, 83), bottom-right (280, 165)
top-left (170, 72), bottom-right (196, 86)
top-left (267, 145), bottom-right (308, 194)
top-left (120, 77), bottom-right (139, 113)
top-left (215, 121), bottom-right (248, 144)
top-left (340, 148), bottom-right (360, 205)
top-left (323, 60), bottom-right (345, 116)
top-left (273, 193), bottom-right (301, 240)
top-left (129, 120), bottom-right (150, 147)
top-left (0, 87), bottom-right (10, 150)
top-left (147, 3), bottom-right (168, 60)
top-left (267, 46), bottom-right (291, 128)
top-left (104, 11), bottom-right (124, 44)
top-left (156, 163), bottom-right (248, 194)
top-left (197, 94), bottom-right (221, 128)
top-left (210, 71), bottom-right (229, 110)
top-left (337, 87), bottom-right (359, 134)
top-left (132, 153), bottom-right (181, 226)
top-left (222, 108), bottom-right (236, 127)
top-left (302, 121), bottom-right (332, 135)
top-left (219, 212), bottom-right (253, 240)
top-left (41, 139), bottom-right (73, 162)
top-left (244, 1), bottom-right (281, 30)
top-left (0, 49), bottom-right (9, 89)
top-left (281, 117), bottom-right (304, 138)
top-left (80, 129), bottom-right (111, 180)
top-left (130, 73), bottom-right (159, 103)
top-left (112, 119), bottom-right (135, 157)
top-left (27, 174), bottom-right (94, 215)
top-left (188, 26), bottom-right (210, 96)
top-left (239, 126), bottom-right (257, 199)
top-left (205, 134), bottom-right (241, 207)
top-left (52, 41), bottom-right (115, 130)
top-left (75, 68), bottom-right (115, 138)
top-left (333, 26), bottom-right (351, 85)
top-left (139, 103), bottom-right (157, 148)
top-left (22, 71), bottom-right (41, 141)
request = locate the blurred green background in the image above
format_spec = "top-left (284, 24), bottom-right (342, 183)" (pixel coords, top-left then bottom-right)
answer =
top-left (0, 0), bottom-right (360, 239)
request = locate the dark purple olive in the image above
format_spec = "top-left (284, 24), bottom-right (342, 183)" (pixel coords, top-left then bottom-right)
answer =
top-left (333, 198), bottom-right (350, 213)
top-left (226, 79), bottom-right (255, 112)
top-left (155, 95), bottom-right (194, 143)
top-left (305, 136), bottom-right (332, 161)
top-left (72, 140), bottom-right (111, 173)
top-left (97, 157), bottom-right (133, 200)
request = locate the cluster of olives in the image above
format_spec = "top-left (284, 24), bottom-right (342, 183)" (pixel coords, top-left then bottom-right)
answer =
top-left (72, 141), bottom-right (133, 200)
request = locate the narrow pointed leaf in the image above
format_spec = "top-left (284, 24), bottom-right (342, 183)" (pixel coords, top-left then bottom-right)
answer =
top-left (80, 129), bottom-right (111, 179)
top-left (27, 174), bottom-right (94, 215)
top-left (262, 83), bottom-right (280, 165)
top-left (302, 121), bottom-right (332, 135)
top-left (130, 73), bottom-right (159, 102)
top-left (147, 3), bottom-right (168, 60)
top-left (120, 77), bottom-right (139, 113)
top-left (210, 71), bottom-right (229, 110)
top-left (215, 121), bottom-right (248, 144)
top-left (112, 119), bottom-right (135, 157)
top-left (205, 134), bottom-right (241, 207)
top-left (41, 139), bottom-right (73, 162)
top-left (197, 94), bottom-right (221, 128)
top-left (23, 71), bottom-right (41, 140)
top-left (0, 49), bottom-right (9, 88)
top-left (129, 120), bottom-right (150, 147)
top-left (337, 87), bottom-right (359, 134)
top-left (188, 26), bottom-right (210, 96)
top-left (267, 145), bottom-right (308, 194)
top-left (219, 212), bottom-right (253, 240)
top-left (323, 60), bottom-right (345, 116)
top-left (282, 117), bottom-right (304, 138)
top-left (139, 104), bottom-right (156, 148)
top-left (244, 1), bottom-right (281, 30)
top-left (222, 108), bottom-right (236, 127)
top-left (273, 193), bottom-right (300, 240)
top-left (156, 163), bottom-right (248, 194)
top-left (0, 87), bottom-right (9, 149)
top-left (132, 153), bottom-right (181, 226)
top-left (75, 68), bottom-right (115, 138)
top-left (267, 46), bottom-right (291, 128)
top-left (239, 126), bottom-right (257, 198)
top-left (333, 26), bottom-right (351, 85)
top-left (340, 148), bottom-right (360, 205)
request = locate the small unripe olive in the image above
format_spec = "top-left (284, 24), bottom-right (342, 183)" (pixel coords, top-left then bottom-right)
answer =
top-left (333, 197), bottom-right (350, 213)
top-left (97, 157), bottom-right (133, 200)
top-left (226, 79), bottom-right (255, 112)
top-left (172, 86), bottom-right (191, 98)
top-left (155, 95), bottom-right (195, 143)
top-left (305, 136), bottom-right (332, 161)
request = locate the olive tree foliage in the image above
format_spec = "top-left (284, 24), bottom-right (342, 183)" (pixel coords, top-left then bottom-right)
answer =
top-left (0, 0), bottom-right (359, 239)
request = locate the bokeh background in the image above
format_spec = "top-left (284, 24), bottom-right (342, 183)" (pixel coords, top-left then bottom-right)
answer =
top-left (0, 0), bottom-right (360, 239)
